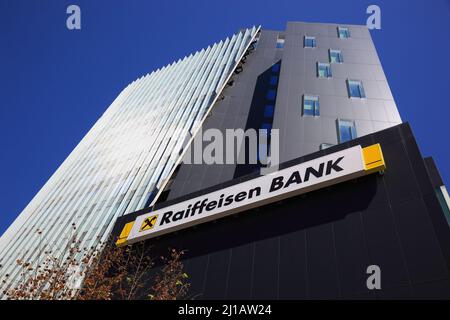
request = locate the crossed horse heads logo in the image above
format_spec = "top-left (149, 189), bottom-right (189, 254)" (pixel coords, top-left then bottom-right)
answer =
top-left (139, 215), bottom-right (158, 232)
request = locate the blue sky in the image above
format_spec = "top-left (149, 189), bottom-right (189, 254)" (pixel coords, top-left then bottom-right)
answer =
top-left (0, 0), bottom-right (449, 235)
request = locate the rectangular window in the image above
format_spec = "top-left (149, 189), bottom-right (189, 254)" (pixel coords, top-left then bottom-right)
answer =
top-left (337, 119), bottom-right (357, 143)
top-left (347, 79), bottom-right (366, 98)
top-left (276, 35), bottom-right (285, 49)
top-left (317, 62), bottom-right (332, 78)
top-left (338, 26), bottom-right (350, 39)
top-left (264, 105), bottom-right (274, 117)
top-left (266, 89), bottom-right (276, 100)
top-left (329, 49), bottom-right (343, 63)
top-left (304, 36), bottom-right (316, 48)
top-left (269, 75), bottom-right (278, 86)
top-left (320, 143), bottom-right (334, 150)
top-left (303, 95), bottom-right (320, 116)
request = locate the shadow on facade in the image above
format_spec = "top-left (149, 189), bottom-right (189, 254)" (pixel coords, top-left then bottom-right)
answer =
top-left (144, 172), bottom-right (379, 267)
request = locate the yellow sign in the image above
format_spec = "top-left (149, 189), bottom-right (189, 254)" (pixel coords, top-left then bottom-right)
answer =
top-left (116, 221), bottom-right (134, 246)
top-left (362, 143), bottom-right (386, 174)
top-left (140, 215), bottom-right (158, 232)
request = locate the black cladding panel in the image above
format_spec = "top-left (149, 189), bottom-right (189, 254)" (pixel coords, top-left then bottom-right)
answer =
top-left (114, 123), bottom-right (450, 299)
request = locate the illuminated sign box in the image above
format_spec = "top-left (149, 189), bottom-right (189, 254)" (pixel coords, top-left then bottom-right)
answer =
top-left (117, 143), bottom-right (385, 246)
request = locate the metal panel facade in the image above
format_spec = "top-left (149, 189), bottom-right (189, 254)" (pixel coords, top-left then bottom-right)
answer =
top-left (0, 27), bottom-right (259, 294)
top-left (167, 22), bottom-right (401, 200)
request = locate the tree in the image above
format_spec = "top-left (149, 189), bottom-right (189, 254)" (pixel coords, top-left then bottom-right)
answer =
top-left (150, 249), bottom-right (190, 300)
top-left (1, 225), bottom-right (190, 300)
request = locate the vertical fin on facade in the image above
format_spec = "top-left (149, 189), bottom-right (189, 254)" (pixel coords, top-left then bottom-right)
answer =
top-left (0, 26), bottom-right (260, 295)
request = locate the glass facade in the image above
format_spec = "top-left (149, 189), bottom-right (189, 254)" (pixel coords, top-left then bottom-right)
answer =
top-left (266, 89), bottom-right (277, 100)
top-left (0, 21), bottom-right (408, 298)
top-left (436, 186), bottom-right (450, 225)
top-left (269, 75), bottom-right (278, 86)
top-left (264, 105), bottom-right (274, 117)
top-left (0, 26), bottom-right (260, 295)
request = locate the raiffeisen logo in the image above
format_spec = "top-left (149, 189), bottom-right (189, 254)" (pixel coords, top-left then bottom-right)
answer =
top-left (139, 215), bottom-right (158, 232)
top-left (117, 144), bottom-right (385, 246)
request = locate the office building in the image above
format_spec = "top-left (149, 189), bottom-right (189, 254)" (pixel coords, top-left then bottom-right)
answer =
top-left (2, 22), bottom-right (450, 299)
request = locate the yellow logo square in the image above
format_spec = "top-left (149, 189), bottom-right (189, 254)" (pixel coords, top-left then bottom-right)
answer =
top-left (140, 215), bottom-right (158, 232)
